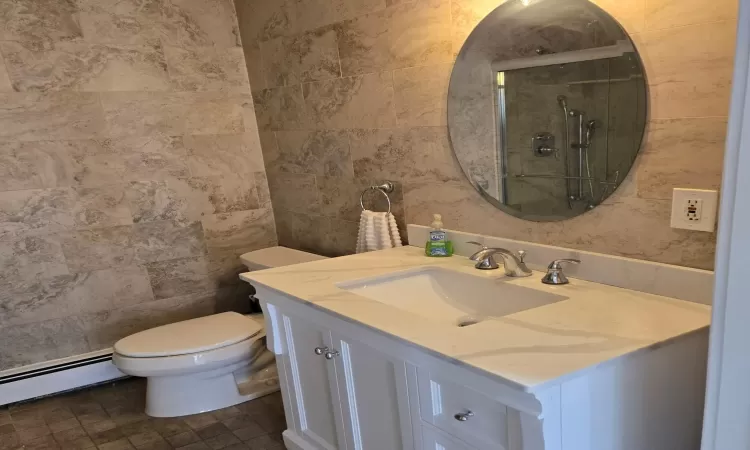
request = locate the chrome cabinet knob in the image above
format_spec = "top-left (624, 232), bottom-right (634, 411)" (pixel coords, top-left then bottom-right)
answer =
top-left (454, 410), bottom-right (474, 422)
top-left (314, 346), bottom-right (328, 356)
top-left (324, 350), bottom-right (340, 360)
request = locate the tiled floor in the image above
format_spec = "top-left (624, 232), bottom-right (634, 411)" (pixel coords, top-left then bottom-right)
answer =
top-left (0, 378), bottom-right (286, 450)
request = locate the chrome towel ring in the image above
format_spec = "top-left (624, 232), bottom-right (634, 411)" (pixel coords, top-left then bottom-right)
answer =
top-left (359, 181), bottom-right (395, 214)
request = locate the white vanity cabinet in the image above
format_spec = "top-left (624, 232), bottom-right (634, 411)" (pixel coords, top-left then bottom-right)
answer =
top-left (257, 285), bottom-right (709, 450)
top-left (271, 307), bottom-right (415, 450)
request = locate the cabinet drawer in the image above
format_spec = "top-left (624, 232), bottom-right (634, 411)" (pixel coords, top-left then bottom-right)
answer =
top-left (421, 422), bottom-right (477, 450)
top-left (417, 369), bottom-right (508, 450)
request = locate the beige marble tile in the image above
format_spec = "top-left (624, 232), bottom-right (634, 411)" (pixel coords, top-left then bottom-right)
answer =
top-left (273, 208), bottom-right (298, 248)
top-left (303, 72), bottom-right (397, 129)
top-left (0, 318), bottom-right (89, 371)
top-left (0, 141), bottom-right (80, 191)
top-left (268, 130), bottom-right (353, 176)
top-left (289, 213), bottom-right (358, 256)
top-left (80, 294), bottom-right (214, 350)
top-left (637, 117), bottom-right (727, 200)
top-left (261, 26), bottom-right (341, 88)
top-left (635, 21), bottom-right (736, 118)
top-left (0, 234), bottom-right (68, 282)
top-left (205, 175), bottom-right (261, 213)
top-left (0, 0), bottom-right (82, 51)
top-left (591, 0), bottom-right (646, 34)
top-left (295, 0), bottom-right (387, 32)
top-left (101, 92), bottom-right (244, 136)
top-left (393, 63), bottom-right (452, 127)
top-left (450, 0), bottom-right (507, 53)
top-left (251, 85), bottom-right (310, 131)
top-left (255, 171), bottom-right (272, 207)
top-left (0, 52), bottom-right (12, 92)
top-left (161, 0), bottom-right (242, 48)
top-left (0, 188), bottom-right (76, 238)
top-left (60, 225), bottom-right (136, 272)
top-left (124, 178), bottom-right (214, 224)
top-left (0, 42), bottom-right (171, 92)
top-left (164, 46), bottom-right (250, 93)
top-left (131, 220), bottom-right (207, 264)
top-left (201, 207), bottom-right (277, 255)
top-left (350, 126), bottom-right (463, 184)
top-left (336, 0), bottom-right (452, 76)
top-left (72, 185), bottom-right (134, 229)
top-left (404, 181), bottom-right (717, 269)
top-left (317, 176), bottom-right (405, 222)
top-left (102, 136), bottom-right (191, 181)
top-left (184, 134), bottom-right (265, 178)
top-left (240, 41), bottom-right (266, 91)
top-left (145, 256), bottom-right (213, 300)
top-left (234, 0), bottom-right (298, 42)
top-left (644, 0), bottom-right (737, 31)
top-left (76, 0), bottom-right (163, 46)
top-left (0, 265), bottom-right (154, 326)
top-left (0, 92), bottom-right (105, 141)
top-left (267, 172), bottom-right (320, 214)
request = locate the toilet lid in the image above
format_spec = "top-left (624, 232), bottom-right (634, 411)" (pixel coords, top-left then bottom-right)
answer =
top-left (114, 312), bottom-right (263, 358)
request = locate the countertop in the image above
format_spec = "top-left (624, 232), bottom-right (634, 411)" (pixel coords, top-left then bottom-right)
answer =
top-left (240, 246), bottom-right (711, 392)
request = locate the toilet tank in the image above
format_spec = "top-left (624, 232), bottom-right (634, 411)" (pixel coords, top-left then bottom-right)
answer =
top-left (240, 246), bottom-right (327, 271)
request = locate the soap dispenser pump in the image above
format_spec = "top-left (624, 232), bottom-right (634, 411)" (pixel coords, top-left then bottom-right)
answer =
top-left (425, 214), bottom-right (454, 257)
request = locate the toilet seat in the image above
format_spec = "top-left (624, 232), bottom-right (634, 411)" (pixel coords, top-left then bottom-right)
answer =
top-left (114, 312), bottom-right (263, 358)
top-left (113, 336), bottom-right (266, 378)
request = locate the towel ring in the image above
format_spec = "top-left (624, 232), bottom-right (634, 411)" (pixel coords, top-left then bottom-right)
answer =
top-left (360, 182), bottom-right (394, 214)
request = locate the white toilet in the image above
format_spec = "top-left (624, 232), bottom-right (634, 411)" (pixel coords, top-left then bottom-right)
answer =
top-left (112, 246), bottom-right (327, 418)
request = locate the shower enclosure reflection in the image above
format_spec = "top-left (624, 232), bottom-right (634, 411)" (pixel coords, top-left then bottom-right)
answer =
top-left (496, 53), bottom-right (646, 218)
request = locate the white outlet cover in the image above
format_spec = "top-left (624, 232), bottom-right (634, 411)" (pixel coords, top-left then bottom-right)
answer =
top-left (670, 188), bottom-right (719, 232)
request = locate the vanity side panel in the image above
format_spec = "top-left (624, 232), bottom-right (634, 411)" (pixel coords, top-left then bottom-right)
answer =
top-left (559, 329), bottom-right (709, 450)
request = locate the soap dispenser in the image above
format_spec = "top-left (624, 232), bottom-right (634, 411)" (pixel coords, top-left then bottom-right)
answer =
top-left (424, 214), bottom-right (454, 257)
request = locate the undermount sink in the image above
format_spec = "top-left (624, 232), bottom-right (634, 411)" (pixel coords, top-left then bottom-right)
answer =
top-left (337, 267), bottom-right (568, 327)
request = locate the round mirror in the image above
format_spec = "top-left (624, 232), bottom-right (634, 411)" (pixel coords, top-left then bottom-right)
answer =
top-left (448, 0), bottom-right (647, 221)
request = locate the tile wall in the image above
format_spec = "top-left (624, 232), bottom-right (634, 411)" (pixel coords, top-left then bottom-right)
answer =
top-left (0, 0), bottom-right (276, 371)
top-left (236, 0), bottom-right (736, 269)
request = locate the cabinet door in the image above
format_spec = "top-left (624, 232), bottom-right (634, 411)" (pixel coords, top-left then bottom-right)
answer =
top-left (280, 313), bottom-right (347, 450)
top-left (330, 331), bottom-right (414, 450)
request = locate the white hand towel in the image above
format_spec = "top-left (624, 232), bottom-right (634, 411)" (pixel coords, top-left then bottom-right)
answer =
top-left (356, 210), bottom-right (403, 253)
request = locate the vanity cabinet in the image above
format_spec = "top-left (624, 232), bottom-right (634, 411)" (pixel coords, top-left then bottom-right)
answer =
top-left (258, 286), bottom-right (708, 450)
top-left (274, 308), bottom-right (414, 450)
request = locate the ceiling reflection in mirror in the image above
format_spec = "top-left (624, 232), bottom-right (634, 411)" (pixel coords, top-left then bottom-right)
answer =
top-left (448, 0), bottom-right (647, 221)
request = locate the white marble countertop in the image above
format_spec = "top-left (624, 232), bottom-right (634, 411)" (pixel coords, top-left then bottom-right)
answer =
top-left (240, 246), bottom-right (711, 392)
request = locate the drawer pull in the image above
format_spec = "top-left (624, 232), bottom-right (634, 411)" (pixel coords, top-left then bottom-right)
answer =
top-left (454, 411), bottom-right (474, 422)
top-left (314, 346), bottom-right (329, 355)
top-left (324, 350), bottom-right (340, 360)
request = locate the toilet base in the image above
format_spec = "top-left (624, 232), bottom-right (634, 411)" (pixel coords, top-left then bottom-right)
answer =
top-left (144, 355), bottom-right (280, 417)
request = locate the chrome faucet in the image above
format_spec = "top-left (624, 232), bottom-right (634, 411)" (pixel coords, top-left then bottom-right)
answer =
top-left (467, 242), bottom-right (532, 277)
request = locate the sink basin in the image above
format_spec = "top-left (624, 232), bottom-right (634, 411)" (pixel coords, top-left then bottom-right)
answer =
top-left (337, 267), bottom-right (568, 327)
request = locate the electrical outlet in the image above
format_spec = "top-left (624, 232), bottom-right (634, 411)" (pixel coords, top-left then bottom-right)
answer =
top-left (670, 188), bottom-right (718, 232)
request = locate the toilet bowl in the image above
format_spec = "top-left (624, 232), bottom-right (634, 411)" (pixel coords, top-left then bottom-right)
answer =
top-left (112, 246), bottom-right (327, 417)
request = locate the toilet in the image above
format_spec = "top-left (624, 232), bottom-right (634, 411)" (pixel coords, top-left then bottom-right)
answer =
top-left (112, 246), bottom-right (327, 418)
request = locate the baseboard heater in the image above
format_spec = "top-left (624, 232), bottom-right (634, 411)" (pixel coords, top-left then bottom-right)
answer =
top-left (0, 350), bottom-right (127, 406)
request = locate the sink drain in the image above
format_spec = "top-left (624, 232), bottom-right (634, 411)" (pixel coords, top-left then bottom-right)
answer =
top-left (456, 316), bottom-right (482, 328)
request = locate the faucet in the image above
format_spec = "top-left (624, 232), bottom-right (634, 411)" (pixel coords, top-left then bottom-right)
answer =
top-left (467, 242), bottom-right (533, 277)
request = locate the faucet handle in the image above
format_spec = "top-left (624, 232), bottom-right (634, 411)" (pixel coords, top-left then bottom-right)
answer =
top-left (548, 258), bottom-right (580, 269)
top-left (542, 259), bottom-right (581, 285)
top-left (467, 241), bottom-right (487, 261)
top-left (517, 250), bottom-right (527, 263)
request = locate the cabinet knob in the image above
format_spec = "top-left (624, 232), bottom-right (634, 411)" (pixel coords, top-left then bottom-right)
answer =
top-left (314, 346), bottom-right (328, 356)
top-left (454, 410), bottom-right (474, 422)
top-left (324, 350), bottom-right (340, 360)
